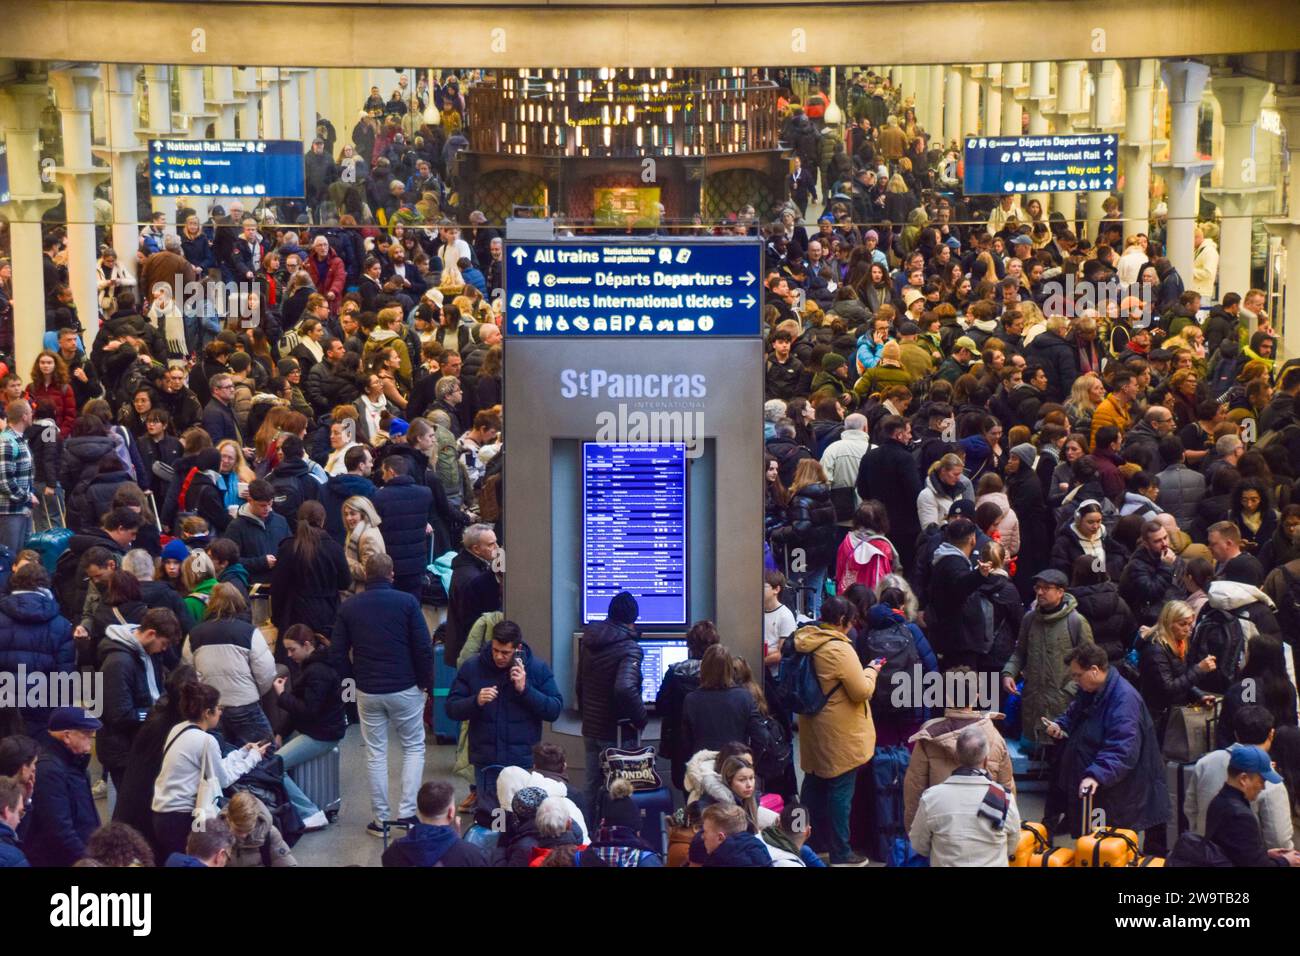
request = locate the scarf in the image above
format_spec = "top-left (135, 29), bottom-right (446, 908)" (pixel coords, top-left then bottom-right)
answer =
top-left (952, 767), bottom-right (1009, 830)
top-left (931, 470), bottom-right (961, 499)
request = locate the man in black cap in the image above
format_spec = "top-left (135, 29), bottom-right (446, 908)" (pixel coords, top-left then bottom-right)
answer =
top-left (922, 517), bottom-right (994, 666)
top-left (1204, 746), bottom-right (1300, 867)
top-left (576, 591), bottom-right (647, 813)
top-left (24, 707), bottom-right (101, 867)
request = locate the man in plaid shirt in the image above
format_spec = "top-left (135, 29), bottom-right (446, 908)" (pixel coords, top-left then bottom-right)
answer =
top-left (0, 399), bottom-right (37, 555)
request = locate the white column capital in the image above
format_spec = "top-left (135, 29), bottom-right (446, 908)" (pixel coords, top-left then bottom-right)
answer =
top-left (1160, 60), bottom-right (1211, 106)
top-left (1210, 73), bottom-right (1271, 127)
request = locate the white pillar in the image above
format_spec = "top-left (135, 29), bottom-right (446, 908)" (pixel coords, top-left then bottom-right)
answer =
top-left (1121, 59), bottom-right (1158, 241)
top-left (261, 68), bottom-right (283, 139)
top-left (943, 66), bottom-right (963, 145)
top-left (143, 66), bottom-right (176, 223)
top-left (96, 64), bottom-right (144, 283)
top-left (1263, 95), bottom-right (1300, 359)
top-left (1027, 62), bottom-right (1053, 214)
top-left (1002, 63), bottom-right (1025, 135)
top-left (176, 66), bottom-right (213, 219)
top-left (1052, 62), bottom-right (1090, 223)
top-left (0, 83), bottom-right (64, 374)
top-left (1155, 60), bottom-right (1214, 288)
top-left (1203, 73), bottom-right (1272, 301)
top-left (984, 63), bottom-right (1003, 137)
top-left (210, 67), bottom-right (240, 139)
top-left (962, 66), bottom-right (981, 137)
top-left (281, 69), bottom-right (303, 141)
top-left (235, 67), bottom-right (264, 139)
top-left (299, 69), bottom-right (319, 145)
top-left (927, 66), bottom-right (945, 143)
top-left (50, 67), bottom-right (110, 338)
top-left (1084, 61), bottom-right (1123, 240)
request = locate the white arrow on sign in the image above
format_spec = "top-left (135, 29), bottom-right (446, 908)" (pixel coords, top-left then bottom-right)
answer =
top-left (511, 248), bottom-right (528, 265)
top-left (1104, 149), bottom-right (1114, 160)
top-left (1103, 178), bottom-right (1114, 188)
top-left (512, 316), bottom-right (528, 332)
top-left (740, 294), bottom-right (756, 309)
top-left (153, 141), bottom-right (163, 150)
top-left (741, 271), bottom-right (756, 286)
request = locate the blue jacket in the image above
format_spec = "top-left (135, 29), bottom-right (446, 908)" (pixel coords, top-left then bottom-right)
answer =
top-left (223, 507), bottom-right (292, 585)
top-left (200, 398), bottom-right (242, 445)
top-left (0, 822), bottom-right (29, 867)
top-left (445, 640), bottom-right (563, 768)
top-left (373, 475), bottom-right (433, 580)
top-left (0, 589), bottom-right (75, 733)
top-left (1056, 667), bottom-right (1169, 836)
top-left (25, 732), bottom-right (100, 867)
top-left (381, 823), bottom-right (491, 867)
top-left (321, 472), bottom-right (376, 543)
top-left (164, 852), bottom-right (208, 867)
top-left (703, 831), bottom-right (773, 867)
top-left (331, 580), bottom-right (434, 694)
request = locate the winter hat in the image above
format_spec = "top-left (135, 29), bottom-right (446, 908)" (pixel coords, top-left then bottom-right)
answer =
top-left (902, 288), bottom-right (924, 308)
top-left (899, 321), bottom-right (921, 336)
top-left (607, 591), bottom-right (640, 625)
top-left (881, 341), bottom-right (902, 362)
top-left (1009, 443), bottom-right (1037, 470)
top-left (161, 539), bottom-right (190, 563)
top-left (388, 418), bottom-right (410, 437)
top-left (277, 357), bottom-right (300, 376)
top-left (511, 787), bottom-right (548, 820)
top-left (945, 237), bottom-right (962, 250)
top-left (821, 352), bottom-right (847, 372)
top-left (947, 499), bottom-right (977, 519)
top-left (195, 448), bottom-right (222, 472)
top-left (864, 230), bottom-right (879, 243)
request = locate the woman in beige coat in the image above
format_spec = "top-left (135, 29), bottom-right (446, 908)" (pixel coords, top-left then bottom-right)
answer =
top-left (341, 494), bottom-right (385, 593)
top-left (791, 595), bottom-right (880, 865)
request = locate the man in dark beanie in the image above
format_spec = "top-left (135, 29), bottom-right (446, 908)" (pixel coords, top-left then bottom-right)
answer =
top-left (576, 591), bottom-right (646, 814)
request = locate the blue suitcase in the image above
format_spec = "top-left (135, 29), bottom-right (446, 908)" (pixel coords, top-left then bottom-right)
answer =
top-left (287, 744), bottom-right (342, 818)
top-left (629, 786), bottom-right (674, 856)
top-left (431, 641), bottom-right (460, 743)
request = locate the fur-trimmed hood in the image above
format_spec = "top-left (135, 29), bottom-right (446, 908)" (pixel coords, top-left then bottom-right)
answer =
top-left (496, 765), bottom-right (588, 841)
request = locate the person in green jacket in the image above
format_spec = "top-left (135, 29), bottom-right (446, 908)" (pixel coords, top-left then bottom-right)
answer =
top-left (181, 550), bottom-right (219, 623)
top-left (853, 341), bottom-right (913, 398)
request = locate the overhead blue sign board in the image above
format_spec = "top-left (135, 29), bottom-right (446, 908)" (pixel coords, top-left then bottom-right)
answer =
top-left (504, 239), bottom-right (763, 337)
top-left (149, 139), bottom-right (305, 198)
top-left (0, 142), bottom-right (9, 205)
top-left (963, 133), bottom-right (1119, 195)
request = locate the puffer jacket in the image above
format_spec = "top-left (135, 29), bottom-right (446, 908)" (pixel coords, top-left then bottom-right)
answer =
top-left (95, 623), bottom-right (165, 772)
top-left (1001, 593), bottom-right (1094, 744)
top-left (975, 491), bottom-right (1020, 556)
top-left (444, 549), bottom-right (501, 666)
top-left (0, 589), bottom-right (75, 733)
top-left (183, 616), bottom-right (277, 708)
top-left (223, 505), bottom-right (292, 585)
top-left (683, 750), bottom-right (780, 831)
top-left (373, 475), bottom-right (432, 581)
top-left (769, 482), bottom-right (838, 568)
top-left (24, 732), bottom-right (99, 867)
top-left (304, 358), bottom-right (361, 415)
top-left (226, 795), bottom-right (298, 867)
top-left (916, 472), bottom-right (974, 531)
top-left (791, 623), bottom-right (877, 778)
top-left (903, 709), bottom-right (1015, 830)
top-left (1118, 545), bottom-right (1181, 626)
top-left (445, 640), bottom-right (562, 768)
top-left (275, 647), bottom-right (346, 742)
top-left (576, 620), bottom-right (646, 740)
top-left (1026, 331), bottom-right (1079, 403)
top-left (59, 434), bottom-right (116, 501)
top-left (1069, 582), bottom-right (1138, 663)
top-left (1155, 463), bottom-right (1206, 530)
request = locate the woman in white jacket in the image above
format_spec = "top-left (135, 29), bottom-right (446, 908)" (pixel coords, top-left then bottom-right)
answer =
top-left (917, 454), bottom-right (974, 531)
top-left (152, 680), bottom-right (268, 859)
top-left (342, 495), bottom-right (386, 593)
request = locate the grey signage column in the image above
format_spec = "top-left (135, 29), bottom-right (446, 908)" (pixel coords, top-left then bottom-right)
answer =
top-left (501, 229), bottom-right (764, 768)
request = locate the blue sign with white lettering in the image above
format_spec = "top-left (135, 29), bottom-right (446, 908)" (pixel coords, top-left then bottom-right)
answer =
top-left (148, 139), bottom-right (305, 199)
top-left (0, 142), bottom-right (9, 205)
top-left (504, 239), bottom-right (763, 337)
top-left (963, 134), bottom-right (1119, 196)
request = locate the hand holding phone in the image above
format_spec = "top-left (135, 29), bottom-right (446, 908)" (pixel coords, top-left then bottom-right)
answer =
top-left (868, 657), bottom-right (887, 671)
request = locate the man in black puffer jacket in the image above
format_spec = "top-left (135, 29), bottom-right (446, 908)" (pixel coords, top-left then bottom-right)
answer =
top-left (576, 591), bottom-right (647, 813)
top-left (1025, 319), bottom-right (1079, 404)
top-left (303, 339), bottom-right (360, 416)
top-left (1118, 520), bottom-right (1182, 626)
top-left (96, 608), bottom-right (178, 792)
top-left (444, 524), bottom-right (501, 666)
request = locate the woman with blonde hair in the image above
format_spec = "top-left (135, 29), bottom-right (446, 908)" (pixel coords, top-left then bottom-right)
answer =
top-left (222, 790), bottom-right (299, 867)
top-left (341, 494), bottom-right (386, 592)
top-left (1064, 373), bottom-right (1105, 437)
top-left (1138, 599), bottom-right (1217, 745)
top-left (916, 452), bottom-right (973, 530)
top-left (216, 439), bottom-right (255, 512)
top-left (770, 458), bottom-right (837, 618)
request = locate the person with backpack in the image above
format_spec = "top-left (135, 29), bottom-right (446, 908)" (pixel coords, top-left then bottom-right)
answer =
top-left (1217, 635), bottom-right (1298, 750)
top-left (656, 620), bottom-right (721, 792)
top-left (925, 517), bottom-right (995, 667)
top-left (681, 645), bottom-right (763, 770)
top-left (730, 655), bottom-right (794, 798)
top-left (860, 587), bottom-right (937, 747)
top-left (788, 595), bottom-right (881, 866)
top-left (835, 499), bottom-right (895, 594)
top-left (173, 447), bottom-right (233, 535)
top-left (1069, 554), bottom-right (1138, 667)
top-left (1192, 571), bottom-right (1284, 697)
top-left (1202, 746), bottom-right (1300, 867)
top-left (964, 540), bottom-right (1026, 675)
top-left (268, 435), bottom-right (324, 532)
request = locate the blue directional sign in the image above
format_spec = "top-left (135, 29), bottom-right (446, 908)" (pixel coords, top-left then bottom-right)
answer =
top-left (148, 139), bottom-right (305, 199)
top-left (0, 142), bottom-right (9, 205)
top-left (963, 133), bottom-right (1120, 196)
top-left (504, 239), bottom-right (763, 337)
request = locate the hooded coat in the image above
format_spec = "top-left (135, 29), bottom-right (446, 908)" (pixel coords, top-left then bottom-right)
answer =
top-left (1069, 582), bottom-right (1138, 664)
top-left (95, 623), bottom-right (165, 771)
top-left (903, 709), bottom-right (1015, 830)
top-left (576, 620), bottom-right (646, 740)
top-left (1001, 592), bottom-right (1094, 744)
top-left (791, 623), bottom-right (877, 778)
top-left (341, 496), bottom-right (386, 592)
top-left (381, 823), bottom-right (491, 867)
top-left (0, 589), bottom-right (75, 733)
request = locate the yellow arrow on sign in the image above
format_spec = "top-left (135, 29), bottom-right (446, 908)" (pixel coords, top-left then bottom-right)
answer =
top-left (153, 156), bottom-right (163, 164)
top-left (1104, 164), bottom-right (1115, 173)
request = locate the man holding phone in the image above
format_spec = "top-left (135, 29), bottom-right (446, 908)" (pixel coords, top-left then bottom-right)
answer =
top-left (445, 620), bottom-right (563, 808)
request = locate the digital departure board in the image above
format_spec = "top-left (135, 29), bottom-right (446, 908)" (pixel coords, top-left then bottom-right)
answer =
top-left (582, 443), bottom-right (687, 625)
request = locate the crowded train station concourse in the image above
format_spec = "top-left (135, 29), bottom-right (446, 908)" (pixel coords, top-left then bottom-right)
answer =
top-left (0, 0), bottom-right (1299, 932)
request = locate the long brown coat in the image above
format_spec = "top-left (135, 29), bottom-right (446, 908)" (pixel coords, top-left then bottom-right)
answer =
top-left (792, 623), bottom-right (877, 778)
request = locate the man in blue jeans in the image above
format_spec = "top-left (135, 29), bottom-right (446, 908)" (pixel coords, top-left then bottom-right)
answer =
top-left (0, 399), bottom-right (36, 557)
top-left (331, 552), bottom-right (435, 837)
top-left (575, 592), bottom-right (647, 817)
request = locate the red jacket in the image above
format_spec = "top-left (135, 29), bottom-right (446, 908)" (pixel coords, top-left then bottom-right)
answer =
top-left (26, 381), bottom-right (76, 439)
top-left (305, 251), bottom-right (346, 314)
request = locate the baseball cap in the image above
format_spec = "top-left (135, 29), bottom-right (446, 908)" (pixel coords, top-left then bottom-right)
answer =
top-left (954, 335), bottom-right (979, 351)
top-left (1228, 745), bottom-right (1283, 783)
top-left (947, 499), bottom-right (976, 519)
top-left (1032, 569), bottom-right (1069, 587)
top-left (49, 707), bottom-right (102, 733)
top-left (1010, 234), bottom-right (1033, 247)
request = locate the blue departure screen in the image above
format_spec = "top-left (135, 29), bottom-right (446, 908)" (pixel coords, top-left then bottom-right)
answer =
top-left (583, 443), bottom-right (687, 625)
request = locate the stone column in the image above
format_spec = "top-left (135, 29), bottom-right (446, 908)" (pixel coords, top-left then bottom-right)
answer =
top-left (143, 66), bottom-right (175, 222)
top-left (1154, 60), bottom-right (1214, 289)
top-left (298, 69), bottom-right (319, 146)
top-left (962, 65), bottom-right (981, 137)
top-left (50, 67), bottom-right (111, 339)
top-left (96, 64), bottom-right (145, 283)
top-left (984, 63), bottom-right (1003, 137)
top-left (235, 67), bottom-right (265, 139)
top-left (1026, 62), bottom-right (1054, 214)
top-left (1002, 62), bottom-right (1025, 136)
top-left (176, 66), bottom-right (215, 219)
top-left (943, 65), bottom-right (963, 145)
top-left (210, 67), bottom-right (241, 139)
top-left (927, 66), bottom-right (945, 144)
top-left (1203, 73), bottom-right (1272, 301)
top-left (1051, 61), bottom-right (1091, 225)
top-left (1121, 59), bottom-right (1158, 241)
top-left (1084, 60), bottom-right (1124, 239)
top-left (281, 69), bottom-right (303, 141)
top-left (0, 83), bottom-right (64, 374)
top-left (260, 68), bottom-right (283, 139)
top-left (1263, 92), bottom-right (1300, 357)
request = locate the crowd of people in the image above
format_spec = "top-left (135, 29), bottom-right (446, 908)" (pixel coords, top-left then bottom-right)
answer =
top-left (0, 68), bottom-right (1298, 870)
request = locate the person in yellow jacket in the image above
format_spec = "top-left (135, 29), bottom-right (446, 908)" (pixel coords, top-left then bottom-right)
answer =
top-left (1089, 368), bottom-right (1140, 451)
top-left (792, 595), bottom-right (881, 866)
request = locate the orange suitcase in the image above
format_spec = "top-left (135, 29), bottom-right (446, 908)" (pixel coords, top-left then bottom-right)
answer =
top-left (1031, 846), bottom-right (1076, 867)
top-left (1011, 822), bottom-right (1051, 867)
top-left (1075, 827), bottom-right (1141, 867)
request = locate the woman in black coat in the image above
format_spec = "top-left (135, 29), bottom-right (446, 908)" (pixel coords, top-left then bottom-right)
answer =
top-left (655, 622), bottom-right (720, 791)
top-left (270, 500), bottom-right (351, 660)
top-left (768, 460), bottom-right (838, 618)
top-left (1138, 600), bottom-right (1215, 744)
top-left (1006, 449), bottom-right (1051, 602)
top-left (273, 625), bottom-right (346, 763)
top-left (681, 645), bottom-right (762, 762)
top-left (1067, 556), bottom-right (1137, 665)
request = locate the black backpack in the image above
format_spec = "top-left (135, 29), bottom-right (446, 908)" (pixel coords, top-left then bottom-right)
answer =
top-left (750, 713), bottom-right (792, 782)
top-left (863, 619), bottom-right (921, 719)
top-left (52, 548), bottom-right (83, 618)
top-left (1167, 832), bottom-right (1233, 868)
top-left (1187, 606), bottom-right (1248, 695)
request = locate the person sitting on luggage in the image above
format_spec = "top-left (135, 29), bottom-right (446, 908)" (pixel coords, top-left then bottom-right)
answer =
top-left (164, 816), bottom-right (234, 867)
top-left (271, 625), bottom-right (347, 786)
top-left (1043, 642), bottom-right (1170, 840)
top-left (700, 803), bottom-right (773, 868)
top-left (1204, 746), bottom-right (1300, 867)
top-left (687, 755), bottom-right (779, 865)
top-left (381, 781), bottom-right (490, 868)
top-left (908, 726), bottom-right (1022, 867)
top-left (496, 785), bottom-right (550, 867)
top-left (1185, 704), bottom-right (1294, 851)
top-left (221, 790), bottom-right (298, 867)
top-left (761, 798), bottom-right (826, 867)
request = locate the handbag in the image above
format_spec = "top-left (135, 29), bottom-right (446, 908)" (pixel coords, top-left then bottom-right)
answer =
top-left (194, 737), bottom-right (223, 827)
top-left (1162, 699), bottom-right (1220, 763)
top-left (600, 745), bottom-right (662, 793)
